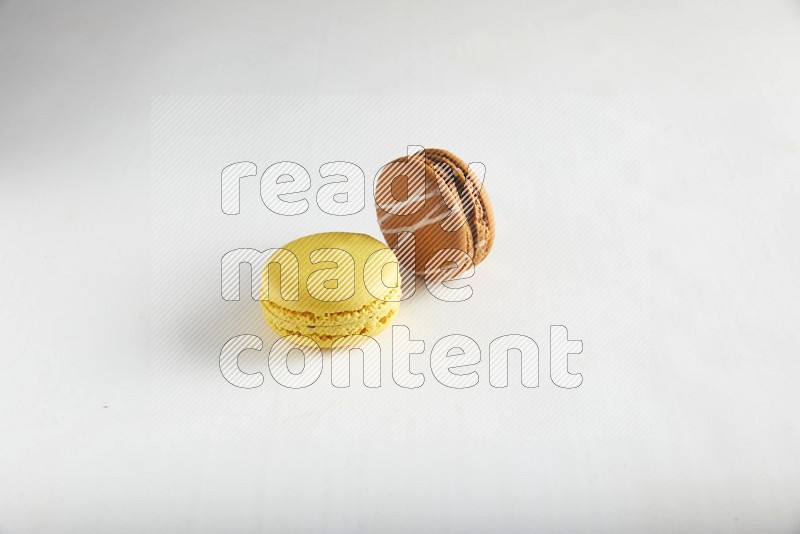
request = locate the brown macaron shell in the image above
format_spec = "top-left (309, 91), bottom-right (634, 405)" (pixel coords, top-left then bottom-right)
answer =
top-left (375, 148), bottom-right (495, 280)
top-left (375, 154), bottom-right (471, 278)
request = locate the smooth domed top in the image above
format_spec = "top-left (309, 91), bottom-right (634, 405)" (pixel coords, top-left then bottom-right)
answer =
top-left (261, 232), bottom-right (401, 314)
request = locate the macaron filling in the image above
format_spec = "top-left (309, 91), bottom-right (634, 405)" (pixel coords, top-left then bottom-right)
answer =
top-left (425, 150), bottom-right (490, 261)
top-left (262, 286), bottom-right (401, 345)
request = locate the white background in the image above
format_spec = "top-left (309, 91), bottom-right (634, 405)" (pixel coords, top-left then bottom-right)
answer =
top-left (1, 1), bottom-right (799, 532)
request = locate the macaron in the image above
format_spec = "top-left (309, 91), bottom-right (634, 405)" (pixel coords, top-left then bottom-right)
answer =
top-left (260, 232), bottom-right (401, 347)
top-left (374, 148), bottom-right (495, 280)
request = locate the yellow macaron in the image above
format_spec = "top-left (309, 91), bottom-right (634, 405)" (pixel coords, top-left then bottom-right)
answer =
top-left (260, 232), bottom-right (401, 347)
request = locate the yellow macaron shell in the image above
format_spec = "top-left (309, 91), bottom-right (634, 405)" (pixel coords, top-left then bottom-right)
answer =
top-left (260, 232), bottom-right (401, 347)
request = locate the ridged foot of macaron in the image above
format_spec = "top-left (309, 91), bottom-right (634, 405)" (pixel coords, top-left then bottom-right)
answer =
top-left (261, 286), bottom-right (400, 348)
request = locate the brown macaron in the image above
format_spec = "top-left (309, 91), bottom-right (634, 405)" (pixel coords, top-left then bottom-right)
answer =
top-left (375, 148), bottom-right (495, 280)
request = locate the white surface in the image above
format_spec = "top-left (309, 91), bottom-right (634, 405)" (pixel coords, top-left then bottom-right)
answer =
top-left (1, 1), bottom-right (800, 532)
